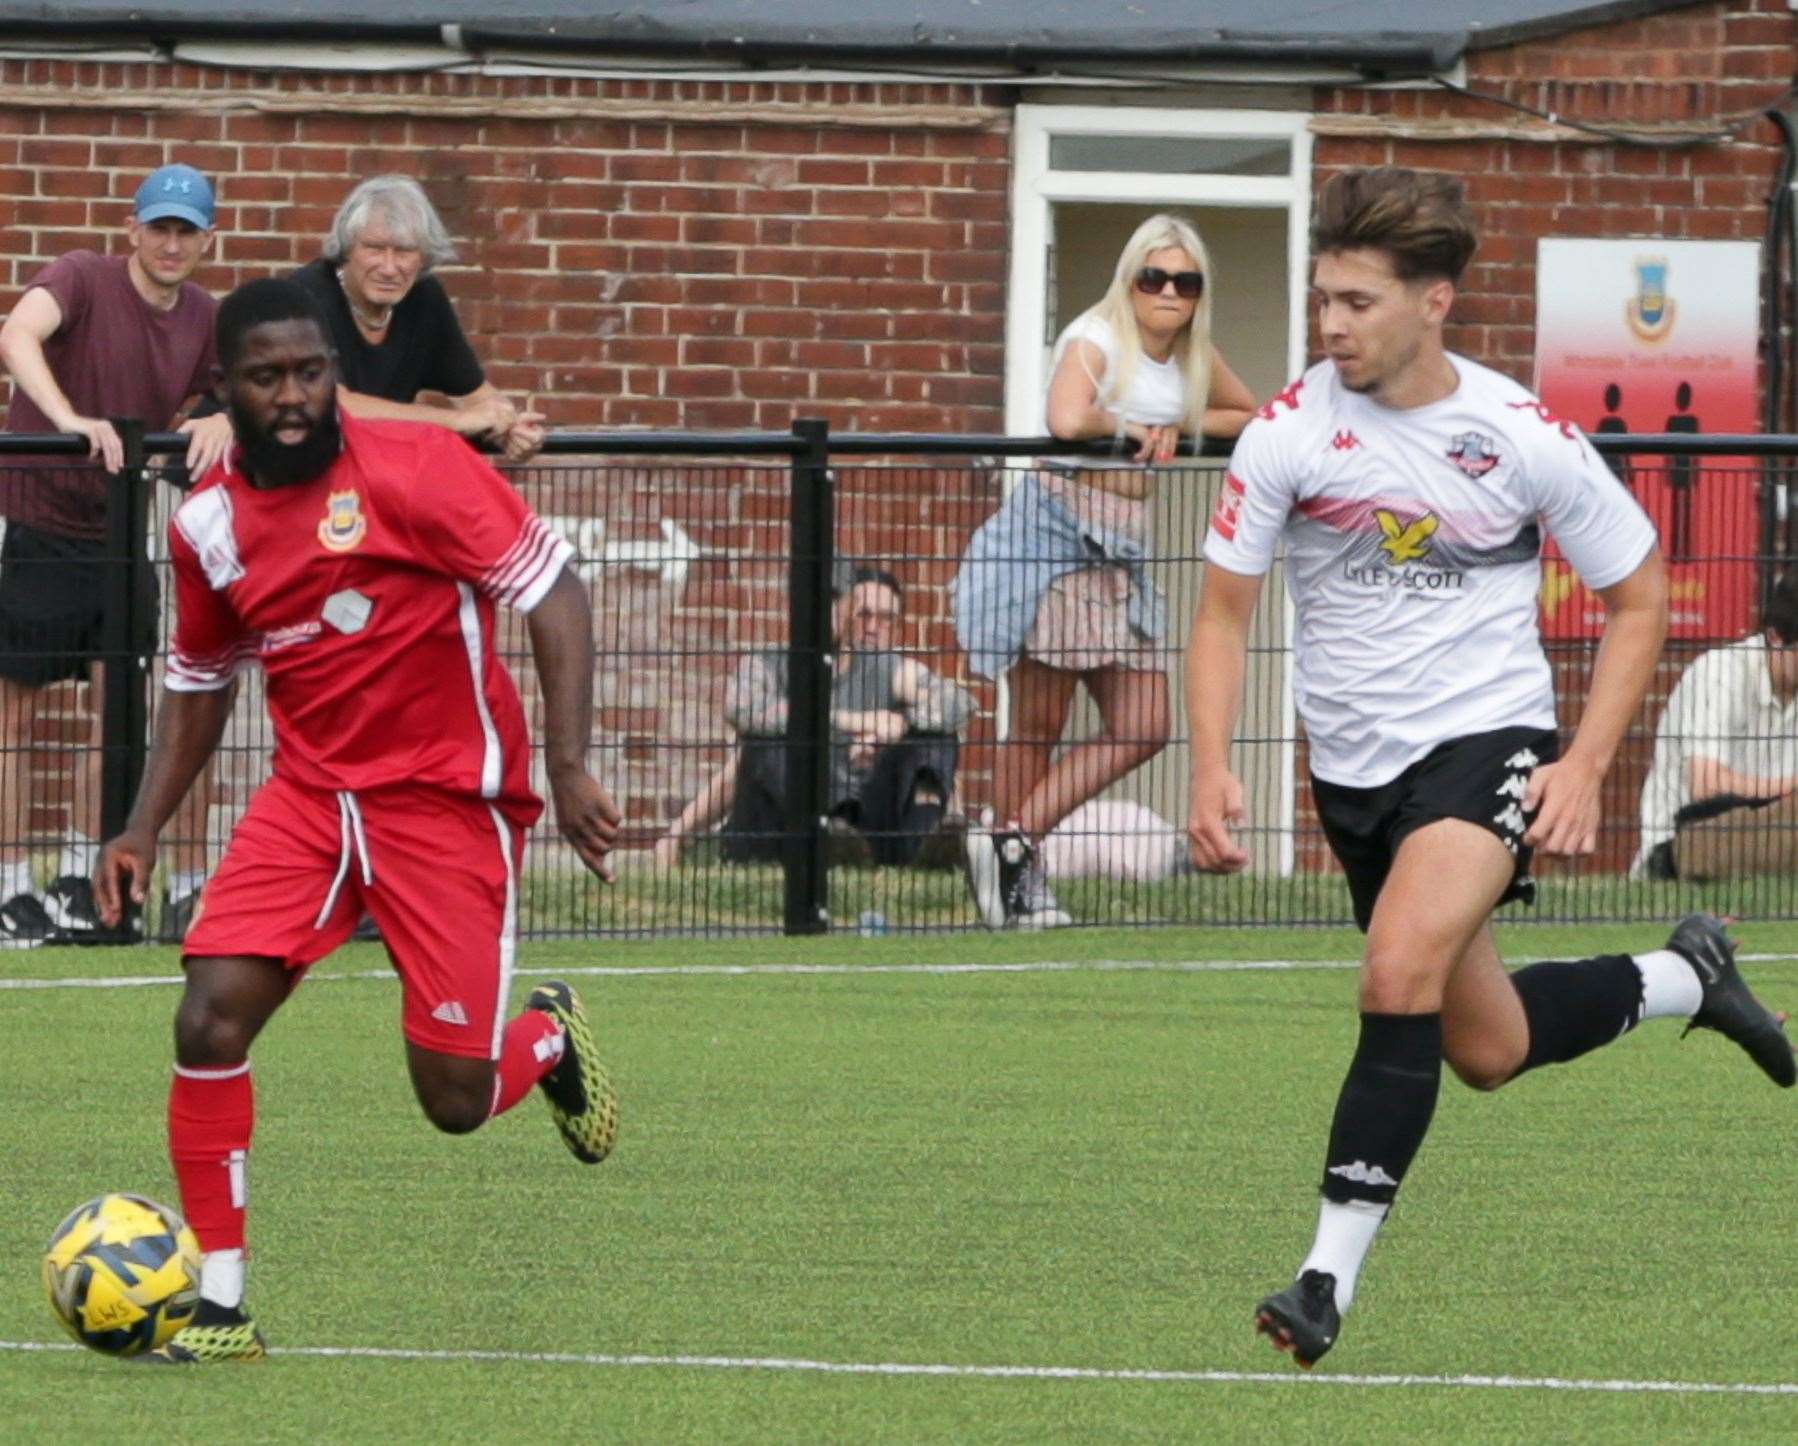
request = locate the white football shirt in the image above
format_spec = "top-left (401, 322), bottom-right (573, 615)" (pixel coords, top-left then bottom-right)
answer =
top-left (1203, 353), bottom-right (1657, 787)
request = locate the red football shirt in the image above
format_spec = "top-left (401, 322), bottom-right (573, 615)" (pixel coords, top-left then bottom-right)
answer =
top-left (166, 413), bottom-right (571, 826)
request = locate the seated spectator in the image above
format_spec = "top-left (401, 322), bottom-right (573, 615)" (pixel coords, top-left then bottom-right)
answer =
top-left (661, 568), bottom-right (973, 867)
top-left (1634, 569), bottom-right (1798, 880)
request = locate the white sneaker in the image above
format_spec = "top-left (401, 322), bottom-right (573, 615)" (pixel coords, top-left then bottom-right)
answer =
top-left (962, 827), bottom-right (1006, 929)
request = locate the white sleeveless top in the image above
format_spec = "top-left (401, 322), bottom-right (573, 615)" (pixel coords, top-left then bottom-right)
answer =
top-left (1044, 312), bottom-right (1189, 539)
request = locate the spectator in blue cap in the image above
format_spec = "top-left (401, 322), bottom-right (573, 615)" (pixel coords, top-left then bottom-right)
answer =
top-left (0, 162), bottom-right (232, 944)
top-left (134, 162), bottom-right (216, 232)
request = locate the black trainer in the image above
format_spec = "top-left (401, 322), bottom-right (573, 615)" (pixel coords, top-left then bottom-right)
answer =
top-left (525, 980), bottom-right (620, 1163)
top-left (0, 891), bottom-right (53, 948)
top-left (139, 1299), bottom-right (267, 1364)
top-left (1254, 1270), bottom-right (1341, 1369)
top-left (43, 874), bottom-right (100, 935)
top-left (992, 830), bottom-right (1037, 927)
top-left (1671, 913), bottom-right (1796, 1088)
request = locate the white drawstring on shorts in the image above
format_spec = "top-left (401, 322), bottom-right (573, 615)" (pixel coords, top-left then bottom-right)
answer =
top-left (314, 790), bottom-right (375, 929)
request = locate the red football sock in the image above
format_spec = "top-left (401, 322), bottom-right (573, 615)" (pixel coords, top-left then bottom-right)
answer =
top-left (168, 1062), bottom-right (254, 1254)
top-left (488, 1009), bottom-right (565, 1119)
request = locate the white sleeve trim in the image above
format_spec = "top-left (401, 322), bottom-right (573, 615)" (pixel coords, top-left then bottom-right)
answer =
top-left (486, 518), bottom-right (574, 613)
top-left (166, 641), bottom-right (257, 692)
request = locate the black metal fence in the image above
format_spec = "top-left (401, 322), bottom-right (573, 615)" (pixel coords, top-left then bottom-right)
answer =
top-left (1, 424), bottom-right (1794, 942)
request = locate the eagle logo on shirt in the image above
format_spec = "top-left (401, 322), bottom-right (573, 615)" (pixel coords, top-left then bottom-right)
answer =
top-left (317, 489), bottom-right (367, 553)
top-left (1375, 508), bottom-right (1439, 564)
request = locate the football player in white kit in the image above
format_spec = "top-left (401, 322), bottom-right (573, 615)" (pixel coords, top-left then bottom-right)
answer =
top-left (1186, 167), bottom-right (1794, 1368)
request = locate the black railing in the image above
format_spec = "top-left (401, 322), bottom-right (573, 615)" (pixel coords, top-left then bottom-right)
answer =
top-left (0, 424), bottom-right (1793, 939)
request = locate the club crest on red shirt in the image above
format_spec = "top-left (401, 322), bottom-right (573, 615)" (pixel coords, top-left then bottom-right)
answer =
top-left (317, 489), bottom-right (367, 553)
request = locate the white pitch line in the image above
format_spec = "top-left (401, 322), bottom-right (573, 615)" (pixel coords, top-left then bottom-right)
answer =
top-left (2, 953), bottom-right (1796, 993)
top-left (0, 1339), bottom-right (1794, 1396)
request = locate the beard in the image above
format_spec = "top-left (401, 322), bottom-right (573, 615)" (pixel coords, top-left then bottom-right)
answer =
top-left (229, 398), bottom-right (342, 489)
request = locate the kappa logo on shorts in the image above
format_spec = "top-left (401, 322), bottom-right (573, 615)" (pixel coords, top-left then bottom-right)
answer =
top-left (1492, 802), bottom-right (1526, 850)
top-left (430, 999), bottom-right (470, 1027)
top-left (317, 489), bottom-right (367, 553)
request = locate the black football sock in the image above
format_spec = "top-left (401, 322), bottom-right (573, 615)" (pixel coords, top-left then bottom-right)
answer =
top-left (1301, 1011), bottom-right (1442, 1313)
top-left (1319, 1011), bottom-right (1443, 1208)
top-left (1509, 954), bottom-right (1643, 1076)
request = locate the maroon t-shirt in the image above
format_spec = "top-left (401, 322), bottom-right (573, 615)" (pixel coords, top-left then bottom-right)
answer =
top-left (1, 251), bottom-right (217, 540)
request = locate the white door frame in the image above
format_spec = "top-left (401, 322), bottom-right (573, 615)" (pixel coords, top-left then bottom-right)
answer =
top-left (1004, 103), bottom-right (1313, 875)
top-left (1006, 103), bottom-right (1314, 433)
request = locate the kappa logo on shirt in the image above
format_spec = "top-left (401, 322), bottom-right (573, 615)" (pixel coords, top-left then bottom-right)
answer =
top-left (1506, 399), bottom-right (1580, 442)
top-left (1255, 378), bottom-right (1304, 422)
top-left (317, 488), bottom-right (367, 553)
top-left (1445, 431), bottom-right (1500, 478)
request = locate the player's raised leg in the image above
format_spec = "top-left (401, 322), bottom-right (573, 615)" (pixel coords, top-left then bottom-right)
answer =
top-left (404, 981), bottom-right (618, 1165)
top-left (369, 789), bottom-right (620, 1164)
top-left (1474, 911), bottom-right (1793, 1089)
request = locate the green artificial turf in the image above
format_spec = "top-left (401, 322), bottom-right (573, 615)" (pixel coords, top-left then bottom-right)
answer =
top-left (2, 927), bottom-right (1795, 1441)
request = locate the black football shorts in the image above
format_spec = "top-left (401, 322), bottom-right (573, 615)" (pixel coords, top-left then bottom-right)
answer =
top-left (1311, 725), bottom-right (1561, 932)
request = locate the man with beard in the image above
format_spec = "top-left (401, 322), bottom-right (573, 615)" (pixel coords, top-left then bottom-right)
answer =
top-left (93, 278), bottom-right (622, 1363)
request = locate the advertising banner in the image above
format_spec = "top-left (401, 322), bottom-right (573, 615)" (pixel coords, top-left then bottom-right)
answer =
top-left (1533, 239), bottom-right (1760, 638)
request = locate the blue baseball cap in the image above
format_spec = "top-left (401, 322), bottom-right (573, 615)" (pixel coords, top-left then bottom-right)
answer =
top-left (133, 164), bottom-right (215, 229)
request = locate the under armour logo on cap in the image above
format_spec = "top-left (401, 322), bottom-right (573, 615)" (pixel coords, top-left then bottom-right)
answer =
top-left (133, 163), bottom-right (215, 229)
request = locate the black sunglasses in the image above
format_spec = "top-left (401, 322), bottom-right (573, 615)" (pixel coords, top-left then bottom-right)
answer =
top-left (1134, 266), bottom-right (1205, 300)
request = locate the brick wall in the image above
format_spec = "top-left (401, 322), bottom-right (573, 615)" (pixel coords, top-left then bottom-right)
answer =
top-left (1313, 0), bottom-right (1792, 384)
top-left (1, 1), bottom-right (1790, 871)
top-left (0, 62), bottom-right (1013, 430)
top-left (0, 61), bottom-right (1012, 856)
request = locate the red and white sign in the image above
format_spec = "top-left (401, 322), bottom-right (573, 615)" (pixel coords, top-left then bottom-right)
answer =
top-left (1533, 238), bottom-right (1760, 639)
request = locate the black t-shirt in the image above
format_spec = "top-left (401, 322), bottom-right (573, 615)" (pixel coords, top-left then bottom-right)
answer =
top-left (289, 256), bottom-right (485, 403)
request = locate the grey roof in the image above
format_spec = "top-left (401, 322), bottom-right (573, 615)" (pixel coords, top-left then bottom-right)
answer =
top-left (0, 0), bottom-right (1696, 75)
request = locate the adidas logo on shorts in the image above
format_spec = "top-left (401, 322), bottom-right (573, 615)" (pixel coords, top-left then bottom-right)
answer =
top-left (430, 999), bottom-right (470, 1027)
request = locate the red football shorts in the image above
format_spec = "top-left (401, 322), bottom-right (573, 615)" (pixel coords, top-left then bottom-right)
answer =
top-left (183, 774), bottom-right (526, 1059)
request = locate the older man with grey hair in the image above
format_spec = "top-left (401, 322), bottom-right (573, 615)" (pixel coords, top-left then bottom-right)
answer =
top-left (289, 174), bottom-right (543, 460)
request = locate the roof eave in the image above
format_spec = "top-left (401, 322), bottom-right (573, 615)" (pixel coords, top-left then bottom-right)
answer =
top-left (0, 17), bottom-right (1465, 79)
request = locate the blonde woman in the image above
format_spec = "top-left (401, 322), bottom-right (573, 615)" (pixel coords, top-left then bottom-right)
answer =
top-left (955, 214), bottom-right (1256, 928)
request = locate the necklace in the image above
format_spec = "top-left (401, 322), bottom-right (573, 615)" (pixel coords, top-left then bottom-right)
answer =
top-left (337, 269), bottom-right (394, 331)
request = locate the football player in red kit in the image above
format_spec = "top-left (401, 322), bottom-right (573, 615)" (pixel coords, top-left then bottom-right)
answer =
top-left (94, 277), bottom-right (621, 1363)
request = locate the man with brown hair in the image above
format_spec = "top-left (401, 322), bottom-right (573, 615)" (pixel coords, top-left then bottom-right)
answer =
top-left (1186, 166), bottom-right (1793, 1368)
